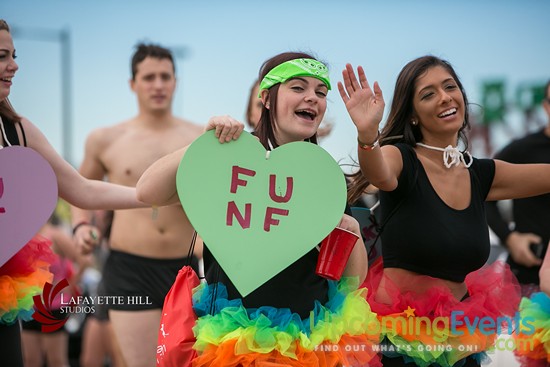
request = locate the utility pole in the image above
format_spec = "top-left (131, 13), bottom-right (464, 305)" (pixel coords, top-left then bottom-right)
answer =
top-left (12, 25), bottom-right (73, 165)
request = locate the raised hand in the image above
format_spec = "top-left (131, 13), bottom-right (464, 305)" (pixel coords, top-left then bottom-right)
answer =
top-left (338, 64), bottom-right (385, 140)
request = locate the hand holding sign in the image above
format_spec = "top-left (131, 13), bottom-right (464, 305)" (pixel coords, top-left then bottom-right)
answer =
top-left (0, 146), bottom-right (58, 266)
top-left (176, 131), bottom-right (346, 296)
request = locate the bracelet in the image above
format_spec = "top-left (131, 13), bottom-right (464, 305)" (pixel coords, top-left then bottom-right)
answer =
top-left (357, 131), bottom-right (380, 151)
top-left (72, 221), bottom-right (90, 236)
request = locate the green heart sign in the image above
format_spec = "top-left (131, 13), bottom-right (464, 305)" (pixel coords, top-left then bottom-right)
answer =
top-left (176, 130), bottom-right (346, 296)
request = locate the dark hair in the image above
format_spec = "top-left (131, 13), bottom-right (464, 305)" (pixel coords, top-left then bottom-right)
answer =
top-left (245, 79), bottom-right (260, 129)
top-left (382, 55), bottom-right (470, 149)
top-left (254, 51), bottom-right (324, 149)
top-left (48, 211), bottom-right (61, 226)
top-left (0, 19), bottom-right (21, 124)
top-left (545, 80), bottom-right (550, 100)
top-left (348, 55), bottom-right (471, 204)
top-left (131, 43), bottom-right (175, 80)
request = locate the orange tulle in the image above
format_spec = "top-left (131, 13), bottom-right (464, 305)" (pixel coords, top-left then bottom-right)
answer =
top-left (192, 335), bottom-right (381, 367)
top-left (0, 236), bottom-right (56, 324)
top-left (515, 334), bottom-right (550, 364)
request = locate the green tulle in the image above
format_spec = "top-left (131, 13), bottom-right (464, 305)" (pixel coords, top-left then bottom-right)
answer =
top-left (518, 293), bottom-right (550, 344)
top-left (192, 277), bottom-right (380, 358)
top-left (515, 292), bottom-right (550, 363)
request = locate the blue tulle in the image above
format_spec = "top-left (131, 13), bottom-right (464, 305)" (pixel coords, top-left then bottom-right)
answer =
top-left (530, 292), bottom-right (550, 312)
top-left (192, 279), bottom-right (351, 337)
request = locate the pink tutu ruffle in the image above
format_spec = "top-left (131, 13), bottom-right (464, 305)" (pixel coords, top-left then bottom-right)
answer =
top-left (360, 258), bottom-right (521, 367)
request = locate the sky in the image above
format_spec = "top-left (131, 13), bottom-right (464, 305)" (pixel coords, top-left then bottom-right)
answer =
top-left (2, 0), bottom-right (549, 168)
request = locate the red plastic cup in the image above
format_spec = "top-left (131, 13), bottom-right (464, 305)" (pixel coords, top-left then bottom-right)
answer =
top-left (316, 227), bottom-right (359, 280)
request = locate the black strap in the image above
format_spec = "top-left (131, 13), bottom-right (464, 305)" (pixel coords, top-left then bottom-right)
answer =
top-left (19, 121), bottom-right (27, 147)
top-left (3, 118), bottom-right (21, 146)
top-left (2, 119), bottom-right (26, 147)
top-left (209, 265), bottom-right (221, 315)
top-left (185, 231), bottom-right (197, 266)
top-left (185, 232), bottom-right (221, 314)
top-left (190, 234), bottom-right (222, 315)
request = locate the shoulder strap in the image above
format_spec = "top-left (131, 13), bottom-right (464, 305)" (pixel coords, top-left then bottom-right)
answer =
top-left (1, 117), bottom-right (25, 146)
top-left (18, 121), bottom-right (27, 147)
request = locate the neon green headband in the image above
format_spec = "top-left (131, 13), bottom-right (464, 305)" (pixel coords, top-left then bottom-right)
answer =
top-left (258, 58), bottom-right (331, 96)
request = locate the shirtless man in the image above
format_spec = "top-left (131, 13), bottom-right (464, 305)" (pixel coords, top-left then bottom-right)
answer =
top-left (71, 43), bottom-right (203, 367)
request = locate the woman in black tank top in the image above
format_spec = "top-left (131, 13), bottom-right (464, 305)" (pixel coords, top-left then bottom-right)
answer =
top-left (341, 56), bottom-right (550, 366)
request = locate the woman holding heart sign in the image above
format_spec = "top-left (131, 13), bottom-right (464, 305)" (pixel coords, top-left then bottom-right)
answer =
top-left (138, 52), bottom-right (378, 367)
top-left (341, 56), bottom-right (550, 366)
top-left (0, 19), bottom-right (146, 367)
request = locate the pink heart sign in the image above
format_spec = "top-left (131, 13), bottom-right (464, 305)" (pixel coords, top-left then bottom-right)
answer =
top-left (0, 146), bottom-right (58, 266)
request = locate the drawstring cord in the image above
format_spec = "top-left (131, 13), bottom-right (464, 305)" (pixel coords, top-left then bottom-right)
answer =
top-left (416, 142), bottom-right (472, 168)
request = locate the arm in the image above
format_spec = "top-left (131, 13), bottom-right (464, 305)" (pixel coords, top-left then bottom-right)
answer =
top-left (488, 160), bottom-right (550, 201)
top-left (137, 116), bottom-right (244, 207)
top-left (71, 129), bottom-right (109, 253)
top-left (136, 145), bottom-right (189, 206)
top-left (540, 244), bottom-right (550, 296)
top-left (486, 160), bottom-right (550, 267)
top-left (22, 118), bottom-right (144, 210)
top-left (48, 224), bottom-right (93, 290)
top-left (486, 201), bottom-right (542, 267)
top-left (338, 64), bottom-right (401, 191)
top-left (49, 225), bottom-right (92, 270)
top-left (339, 214), bottom-right (368, 284)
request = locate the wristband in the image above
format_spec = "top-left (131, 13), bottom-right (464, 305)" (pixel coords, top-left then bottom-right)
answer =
top-left (72, 221), bottom-right (90, 235)
top-left (358, 131), bottom-right (380, 151)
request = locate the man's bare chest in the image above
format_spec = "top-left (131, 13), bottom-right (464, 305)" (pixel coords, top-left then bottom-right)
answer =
top-left (101, 135), bottom-right (187, 184)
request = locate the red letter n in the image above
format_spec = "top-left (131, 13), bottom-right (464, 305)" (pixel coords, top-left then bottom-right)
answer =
top-left (226, 201), bottom-right (251, 229)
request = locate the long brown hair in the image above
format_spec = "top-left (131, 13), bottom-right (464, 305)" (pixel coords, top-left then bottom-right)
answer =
top-left (348, 55), bottom-right (471, 204)
top-left (254, 51), bottom-right (324, 149)
top-left (0, 19), bottom-right (21, 124)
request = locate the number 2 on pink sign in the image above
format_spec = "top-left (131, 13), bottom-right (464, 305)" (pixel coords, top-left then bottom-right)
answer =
top-left (0, 178), bottom-right (5, 213)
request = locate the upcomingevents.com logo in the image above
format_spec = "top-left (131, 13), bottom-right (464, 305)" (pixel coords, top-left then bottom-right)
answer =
top-left (32, 279), bottom-right (70, 332)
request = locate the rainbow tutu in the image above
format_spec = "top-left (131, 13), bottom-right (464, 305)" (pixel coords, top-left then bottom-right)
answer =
top-left (362, 258), bottom-right (521, 367)
top-left (514, 292), bottom-right (550, 367)
top-left (191, 277), bottom-right (381, 367)
top-left (0, 236), bottom-right (55, 324)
